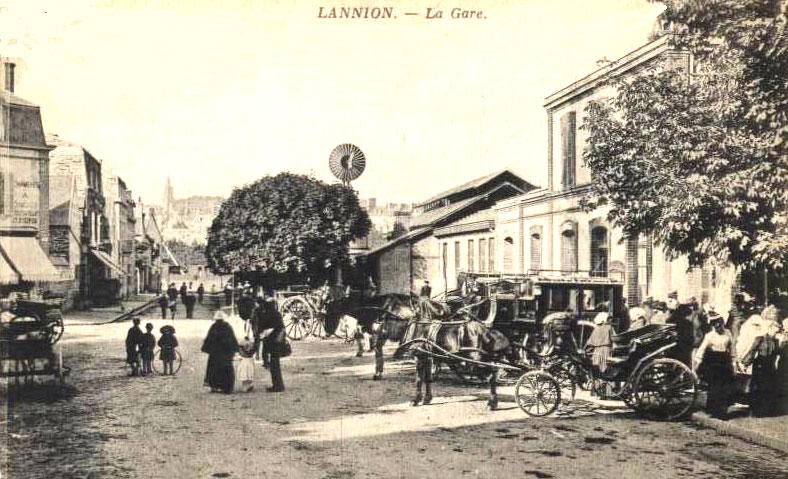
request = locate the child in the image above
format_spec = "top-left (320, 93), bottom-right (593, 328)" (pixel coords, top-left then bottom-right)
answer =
top-left (141, 323), bottom-right (156, 376)
top-left (158, 325), bottom-right (179, 375)
top-left (238, 335), bottom-right (257, 392)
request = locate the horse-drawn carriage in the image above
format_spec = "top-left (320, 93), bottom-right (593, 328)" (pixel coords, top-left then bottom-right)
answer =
top-left (276, 284), bottom-right (343, 340)
top-left (0, 294), bottom-right (69, 384)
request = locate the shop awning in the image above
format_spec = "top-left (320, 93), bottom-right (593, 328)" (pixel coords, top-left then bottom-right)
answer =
top-left (90, 249), bottom-right (129, 277)
top-left (0, 236), bottom-right (60, 284)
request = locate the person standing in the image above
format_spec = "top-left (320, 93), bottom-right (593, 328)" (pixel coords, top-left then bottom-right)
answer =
top-left (201, 311), bottom-right (239, 393)
top-left (179, 282), bottom-right (188, 303)
top-left (742, 319), bottom-right (784, 417)
top-left (237, 336), bottom-right (257, 392)
top-left (237, 291), bottom-right (257, 322)
top-left (184, 290), bottom-right (197, 319)
top-left (256, 296), bottom-right (286, 392)
top-left (158, 325), bottom-right (179, 375)
top-left (158, 293), bottom-right (168, 320)
top-left (694, 312), bottom-right (735, 418)
top-left (197, 283), bottom-right (205, 304)
top-left (141, 323), bottom-right (156, 376)
top-left (125, 318), bottom-right (144, 376)
top-left (166, 283), bottom-right (179, 320)
top-left (224, 282), bottom-right (233, 307)
top-left (667, 297), bottom-right (696, 367)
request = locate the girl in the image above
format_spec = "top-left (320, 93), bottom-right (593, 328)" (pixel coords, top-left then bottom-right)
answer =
top-left (693, 312), bottom-right (734, 418)
top-left (158, 325), bottom-right (179, 375)
top-left (237, 336), bottom-right (256, 392)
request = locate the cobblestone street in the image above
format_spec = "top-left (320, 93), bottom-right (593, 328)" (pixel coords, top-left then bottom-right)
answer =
top-left (1, 302), bottom-right (787, 479)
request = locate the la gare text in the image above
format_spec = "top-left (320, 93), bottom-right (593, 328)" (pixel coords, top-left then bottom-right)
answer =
top-left (317, 7), bottom-right (485, 20)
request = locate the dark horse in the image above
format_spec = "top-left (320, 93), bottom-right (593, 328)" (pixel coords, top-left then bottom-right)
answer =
top-left (396, 318), bottom-right (513, 409)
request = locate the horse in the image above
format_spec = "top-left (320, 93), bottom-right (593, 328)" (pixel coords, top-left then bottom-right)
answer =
top-left (327, 293), bottom-right (422, 379)
top-left (396, 318), bottom-right (513, 409)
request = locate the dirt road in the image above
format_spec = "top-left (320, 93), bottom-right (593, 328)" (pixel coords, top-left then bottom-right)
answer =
top-left (2, 303), bottom-right (787, 479)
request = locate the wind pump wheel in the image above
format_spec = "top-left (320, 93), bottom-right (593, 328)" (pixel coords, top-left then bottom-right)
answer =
top-left (329, 143), bottom-right (366, 186)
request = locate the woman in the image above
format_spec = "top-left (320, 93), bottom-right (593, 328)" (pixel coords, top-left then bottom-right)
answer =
top-left (201, 311), bottom-right (239, 393)
top-left (586, 312), bottom-right (614, 397)
top-left (742, 320), bottom-right (784, 417)
top-left (693, 312), bottom-right (735, 418)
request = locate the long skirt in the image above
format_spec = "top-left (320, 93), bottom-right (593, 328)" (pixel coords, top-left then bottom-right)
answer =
top-left (205, 354), bottom-right (235, 393)
top-left (701, 351), bottom-right (734, 416)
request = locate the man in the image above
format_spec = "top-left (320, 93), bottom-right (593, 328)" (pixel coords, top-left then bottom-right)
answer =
top-left (223, 282), bottom-right (233, 306)
top-left (420, 280), bottom-right (432, 299)
top-left (125, 317), bottom-right (145, 376)
top-left (254, 296), bottom-right (286, 392)
top-left (158, 293), bottom-right (168, 319)
top-left (237, 290), bottom-right (257, 322)
top-left (179, 282), bottom-right (188, 303)
top-left (184, 289), bottom-right (197, 319)
top-left (166, 283), bottom-right (179, 320)
top-left (197, 283), bottom-right (205, 304)
top-left (666, 294), bottom-right (696, 367)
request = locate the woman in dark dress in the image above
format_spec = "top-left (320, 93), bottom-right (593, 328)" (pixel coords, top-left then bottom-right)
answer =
top-left (694, 313), bottom-right (735, 418)
top-left (201, 311), bottom-right (239, 393)
top-left (742, 320), bottom-right (784, 417)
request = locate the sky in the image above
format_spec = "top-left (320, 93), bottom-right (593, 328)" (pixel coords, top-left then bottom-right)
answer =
top-left (1, 0), bottom-right (665, 205)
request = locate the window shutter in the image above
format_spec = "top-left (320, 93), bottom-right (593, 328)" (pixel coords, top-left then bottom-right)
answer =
top-left (561, 112), bottom-right (576, 188)
top-left (529, 226), bottom-right (543, 272)
top-left (561, 223), bottom-right (578, 274)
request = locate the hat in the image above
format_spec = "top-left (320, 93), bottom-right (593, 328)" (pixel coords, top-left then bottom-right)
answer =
top-left (594, 312), bottom-right (610, 325)
top-left (666, 298), bottom-right (679, 311)
top-left (667, 291), bottom-right (678, 300)
top-left (160, 325), bottom-right (175, 334)
top-left (707, 310), bottom-right (723, 324)
top-left (213, 310), bottom-right (228, 321)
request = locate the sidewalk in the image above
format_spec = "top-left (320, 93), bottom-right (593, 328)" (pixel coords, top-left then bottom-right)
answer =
top-left (691, 407), bottom-right (788, 454)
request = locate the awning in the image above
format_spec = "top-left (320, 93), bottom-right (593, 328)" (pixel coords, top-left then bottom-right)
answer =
top-left (90, 249), bottom-right (129, 277)
top-left (0, 236), bottom-right (60, 284)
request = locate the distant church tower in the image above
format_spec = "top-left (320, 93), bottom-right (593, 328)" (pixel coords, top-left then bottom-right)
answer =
top-left (163, 175), bottom-right (175, 220)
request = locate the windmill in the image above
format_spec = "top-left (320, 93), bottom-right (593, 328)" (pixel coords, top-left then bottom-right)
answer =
top-left (328, 143), bottom-right (366, 187)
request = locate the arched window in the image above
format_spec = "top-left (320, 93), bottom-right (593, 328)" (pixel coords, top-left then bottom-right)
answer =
top-left (561, 221), bottom-right (578, 274)
top-left (529, 226), bottom-right (542, 272)
top-left (503, 237), bottom-right (514, 273)
top-left (590, 226), bottom-right (609, 277)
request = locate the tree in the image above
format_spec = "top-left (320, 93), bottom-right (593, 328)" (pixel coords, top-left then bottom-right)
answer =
top-left (582, 0), bottom-right (788, 277)
top-left (165, 239), bottom-right (206, 267)
top-left (386, 221), bottom-right (408, 241)
top-left (205, 173), bottom-right (371, 283)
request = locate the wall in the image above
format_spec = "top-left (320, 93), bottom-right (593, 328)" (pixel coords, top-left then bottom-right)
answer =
top-left (376, 242), bottom-right (411, 294)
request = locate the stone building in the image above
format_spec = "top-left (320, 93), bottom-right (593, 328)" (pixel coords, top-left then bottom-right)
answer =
top-left (366, 169), bottom-right (535, 295)
top-left (103, 173), bottom-right (136, 298)
top-left (48, 134), bottom-right (126, 307)
top-left (0, 57), bottom-right (60, 294)
top-left (134, 203), bottom-right (167, 294)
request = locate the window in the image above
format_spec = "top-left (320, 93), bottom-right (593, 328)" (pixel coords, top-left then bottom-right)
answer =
top-left (561, 111), bottom-right (576, 189)
top-left (454, 241), bottom-right (460, 271)
top-left (590, 226), bottom-right (609, 277)
top-left (529, 226), bottom-right (543, 272)
top-left (479, 239), bottom-right (487, 272)
top-left (503, 237), bottom-right (514, 273)
top-left (488, 237), bottom-right (495, 272)
top-left (561, 221), bottom-right (578, 274)
top-left (468, 239), bottom-right (474, 271)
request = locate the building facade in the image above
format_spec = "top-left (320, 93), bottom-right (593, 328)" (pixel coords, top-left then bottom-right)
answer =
top-left (103, 173), bottom-right (136, 298)
top-left (0, 57), bottom-right (60, 295)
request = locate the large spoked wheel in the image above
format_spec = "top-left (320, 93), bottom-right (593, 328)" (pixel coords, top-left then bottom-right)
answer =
top-left (43, 317), bottom-right (64, 344)
top-left (152, 348), bottom-right (183, 375)
top-left (572, 320), bottom-right (596, 350)
top-left (281, 297), bottom-right (315, 340)
top-left (632, 358), bottom-right (698, 420)
top-left (514, 370), bottom-right (561, 417)
top-left (545, 360), bottom-right (579, 403)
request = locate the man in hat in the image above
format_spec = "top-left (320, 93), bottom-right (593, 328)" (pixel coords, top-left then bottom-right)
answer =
top-left (201, 311), bottom-right (239, 393)
top-left (254, 295), bottom-right (286, 392)
top-left (125, 317), bottom-right (145, 376)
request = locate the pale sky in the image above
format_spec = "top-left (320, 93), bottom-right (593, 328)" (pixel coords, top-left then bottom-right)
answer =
top-left (2, 0), bottom-right (665, 205)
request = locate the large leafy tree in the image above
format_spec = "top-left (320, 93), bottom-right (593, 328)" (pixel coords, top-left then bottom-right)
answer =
top-left (582, 0), bottom-right (788, 276)
top-left (205, 173), bottom-right (371, 283)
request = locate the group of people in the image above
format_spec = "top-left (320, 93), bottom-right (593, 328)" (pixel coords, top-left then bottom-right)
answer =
top-left (158, 282), bottom-right (205, 320)
top-left (125, 317), bottom-right (180, 376)
top-left (583, 290), bottom-right (788, 418)
top-left (201, 290), bottom-right (287, 394)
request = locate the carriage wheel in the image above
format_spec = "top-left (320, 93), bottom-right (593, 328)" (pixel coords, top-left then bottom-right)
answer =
top-left (152, 349), bottom-right (183, 375)
top-left (572, 320), bottom-right (596, 350)
top-left (514, 371), bottom-right (561, 417)
top-left (43, 318), bottom-right (64, 344)
top-left (632, 358), bottom-right (698, 420)
top-left (281, 297), bottom-right (314, 340)
top-left (545, 361), bottom-right (579, 403)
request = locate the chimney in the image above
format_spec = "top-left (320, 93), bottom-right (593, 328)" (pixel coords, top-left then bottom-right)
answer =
top-left (4, 62), bottom-right (15, 93)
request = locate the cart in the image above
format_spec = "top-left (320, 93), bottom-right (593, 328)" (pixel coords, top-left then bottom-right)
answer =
top-left (275, 285), bottom-right (336, 340)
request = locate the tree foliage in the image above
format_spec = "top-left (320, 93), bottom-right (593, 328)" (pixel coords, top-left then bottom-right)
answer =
top-left (165, 239), bottom-right (206, 267)
top-left (582, 0), bottom-right (788, 272)
top-left (205, 173), bottom-right (371, 281)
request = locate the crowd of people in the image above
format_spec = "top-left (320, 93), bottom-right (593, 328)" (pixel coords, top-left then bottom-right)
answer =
top-left (583, 291), bottom-right (788, 419)
top-left (158, 282), bottom-right (206, 320)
